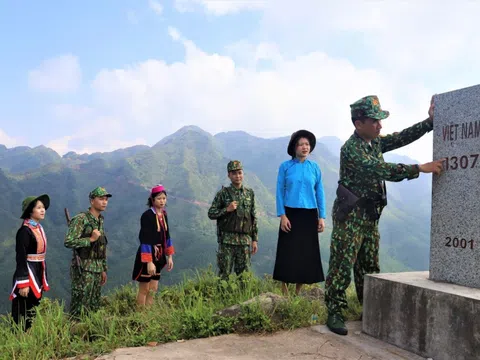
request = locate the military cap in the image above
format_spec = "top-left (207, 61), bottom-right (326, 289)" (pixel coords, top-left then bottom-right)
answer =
top-left (227, 160), bottom-right (243, 172)
top-left (350, 95), bottom-right (390, 121)
top-left (89, 186), bottom-right (112, 199)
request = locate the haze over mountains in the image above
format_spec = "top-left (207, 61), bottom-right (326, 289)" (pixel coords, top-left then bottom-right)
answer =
top-left (0, 126), bottom-right (432, 313)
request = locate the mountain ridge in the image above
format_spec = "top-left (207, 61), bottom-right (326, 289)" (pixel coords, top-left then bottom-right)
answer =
top-left (0, 125), bottom-right (432, 313)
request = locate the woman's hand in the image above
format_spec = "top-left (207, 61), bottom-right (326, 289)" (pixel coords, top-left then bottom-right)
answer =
top-left (166, 256), bottom-right (174, 271)
top-left (147, 261), bottom-right (156, 275)
top-left (280, 215), bottom-right (291, 232)
top-left (318, 218), bottom-right (325, 233)
top-left (19, 287), bottom-right (29, 297)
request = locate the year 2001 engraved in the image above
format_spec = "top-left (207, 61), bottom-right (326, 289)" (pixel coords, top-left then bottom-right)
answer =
top-left (444, 154), bottom-right (479, 170)
top-left (445, 237), bottom-right (475, 249)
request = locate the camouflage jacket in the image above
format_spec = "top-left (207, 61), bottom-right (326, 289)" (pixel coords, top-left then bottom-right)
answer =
top-left (337, 119), bottom-right (433, 207)
top-left (208, 184), bottom-right (258, 245)
top-left (64, 210), bottom-right (108, 273)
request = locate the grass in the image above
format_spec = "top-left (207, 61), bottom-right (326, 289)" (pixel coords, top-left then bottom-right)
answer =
top-left (0, 267), bottom-right (362, 360)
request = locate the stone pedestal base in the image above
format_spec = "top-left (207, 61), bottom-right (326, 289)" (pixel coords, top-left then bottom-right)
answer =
top-left (362, 271), bottom-right (480, 360)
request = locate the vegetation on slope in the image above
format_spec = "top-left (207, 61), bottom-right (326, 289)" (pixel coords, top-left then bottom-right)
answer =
top-left (0, 268), bottom-right (361, 360)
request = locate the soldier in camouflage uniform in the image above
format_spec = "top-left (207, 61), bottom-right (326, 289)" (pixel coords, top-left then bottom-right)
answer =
top-left (64, 187), bottom-right (112, 317)
top-left (325, 95), bottom-right (445, 335)
top-left (208, 160), bottom-right (259, 279)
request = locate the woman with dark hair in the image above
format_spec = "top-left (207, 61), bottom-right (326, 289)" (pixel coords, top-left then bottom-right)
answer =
top-left (10, 194), bottom-right (51, 330)
top-left (273, 130), bottom-right (327, 295)
top-left (132, 185), bottom-right (175, 307)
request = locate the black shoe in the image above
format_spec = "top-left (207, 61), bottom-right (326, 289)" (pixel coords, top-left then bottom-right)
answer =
top-left (326, 313), bottom-right (348, 336)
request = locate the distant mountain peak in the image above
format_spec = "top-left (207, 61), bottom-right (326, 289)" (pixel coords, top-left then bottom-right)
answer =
top-left (154, 125), bottom-right (214, 148)
top-left (177, 125), bottom-right (210, 135)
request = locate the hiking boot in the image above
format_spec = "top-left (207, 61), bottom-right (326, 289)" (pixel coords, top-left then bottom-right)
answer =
top-left (326, 313), bottom-right (348, 336)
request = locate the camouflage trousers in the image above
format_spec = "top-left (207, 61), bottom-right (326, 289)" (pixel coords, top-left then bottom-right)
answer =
top-left (70, 267), bottom-right (102, 316)
top-left (217, 243), bottom-right (250, 279)
top-left (325, 215), bottom-right (380, 314)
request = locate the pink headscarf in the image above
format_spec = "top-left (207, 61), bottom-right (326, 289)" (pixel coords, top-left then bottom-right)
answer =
top-left (151, 184), bottom-right (166, 195)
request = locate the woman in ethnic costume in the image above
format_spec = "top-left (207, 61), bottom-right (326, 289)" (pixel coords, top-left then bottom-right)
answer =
top-left (273, 130), bottom-right (327, 295)
top-left (132, 185), bottom-right (174, 306)
top-left (10, 194), bottom-right (50, 330)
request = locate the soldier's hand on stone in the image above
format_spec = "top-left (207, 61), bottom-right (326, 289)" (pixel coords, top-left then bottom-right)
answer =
top-left (101, 272), bottom-right (107, 286)
top-left (251, 241), bottom-right (258, 255)
top-left (19, 287), bottom-right (29, 297)
top-left (226, 201), bottom-right (238, 212)
top-left (147, 261), bottom-right (156, 275)
top-left (419, 158), bottom-right (446, 175)
top-left (428, 95), bottom-right (436, 122)
top-left (90, 229), bottom-right (101, 242)
top-left (280, 215), bottom-right (291, 232)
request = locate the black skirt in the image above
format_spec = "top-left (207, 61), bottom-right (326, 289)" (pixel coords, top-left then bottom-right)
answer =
top-left (272, 207), bottom-right (325, 284)
top-left (132, 246), bottom-right (166, 283)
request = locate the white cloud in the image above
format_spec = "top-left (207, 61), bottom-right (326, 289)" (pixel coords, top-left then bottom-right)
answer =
top-left (47, 134), bottom-right (147, 155)
top-left (0, 128), bottom-right (18, 147)
top-left (258, 1), bottom-right (480, 76)
top-left (47, 108), bottom-right (149, 155)
top-left (28, 54), bottom-right (82, 93)
top-left (90, 31), bottom-right (421, 156)
top-left (168, 26), bottom-right (181, 41)
top-left (174, 0), bottom-right (266, 15)
top-left (35, 1), bottom-right (480, 163)
top-left (149, 0), bottom-right (164, 15)
top-left (46, 135), bottom-right (73, 155)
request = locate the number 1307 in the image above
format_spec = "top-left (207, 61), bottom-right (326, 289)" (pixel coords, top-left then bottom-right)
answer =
top-left (445, 154), bottom-right (479, 170)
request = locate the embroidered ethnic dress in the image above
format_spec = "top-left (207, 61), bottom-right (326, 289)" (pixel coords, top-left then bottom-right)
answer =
top-left (10, 219), bottom-right (50, 300)
top-left (132, 207), bottom-right (175, 281)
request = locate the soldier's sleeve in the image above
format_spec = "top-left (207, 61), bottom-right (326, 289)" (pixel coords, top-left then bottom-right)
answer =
top-left (102, 259), bottom-right (107, 272)
top-left (64, 214), bottom-right (91, 249)
top-left (314, 163), bottom-right (327, 219)
top-left (345, 143), bottom-right (420, 182)
top-left (380, 119), bottom-right (433, 153)
top-left (276, 162), bottom-right (286, 217)
top-left (250, 190), bottom-right (258, 242)
top-left (208, 189), bottom-right (227, 220)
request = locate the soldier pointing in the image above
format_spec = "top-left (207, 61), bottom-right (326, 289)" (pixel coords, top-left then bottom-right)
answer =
top-left (325, 95), bottom-right (445, 335)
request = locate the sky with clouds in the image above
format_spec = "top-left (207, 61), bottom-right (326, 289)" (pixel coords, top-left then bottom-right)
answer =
top-left (0, 0), bottom-right (478, 162)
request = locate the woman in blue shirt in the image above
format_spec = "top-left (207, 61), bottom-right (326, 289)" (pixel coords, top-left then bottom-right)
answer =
top-left (273, 129), bottom-right (326, 295)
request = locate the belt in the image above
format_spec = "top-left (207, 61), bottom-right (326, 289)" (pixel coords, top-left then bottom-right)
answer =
top-left (27, 254), bottom-right (45, 262)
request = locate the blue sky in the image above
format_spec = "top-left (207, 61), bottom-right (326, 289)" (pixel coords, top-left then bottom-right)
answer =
top-left (0, 1), bottom-right (478, 162)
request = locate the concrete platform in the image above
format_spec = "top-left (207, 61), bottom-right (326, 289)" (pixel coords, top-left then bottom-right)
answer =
top-left (97, 322), bottom-right (426, 360)
top-left (362, 271), bottom-right (480, 360)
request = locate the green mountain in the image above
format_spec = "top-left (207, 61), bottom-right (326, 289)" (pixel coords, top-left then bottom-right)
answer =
top-left (0, 126), bottom-right (432, 313)
top-left (0, 145), bottom-right (62, 174)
